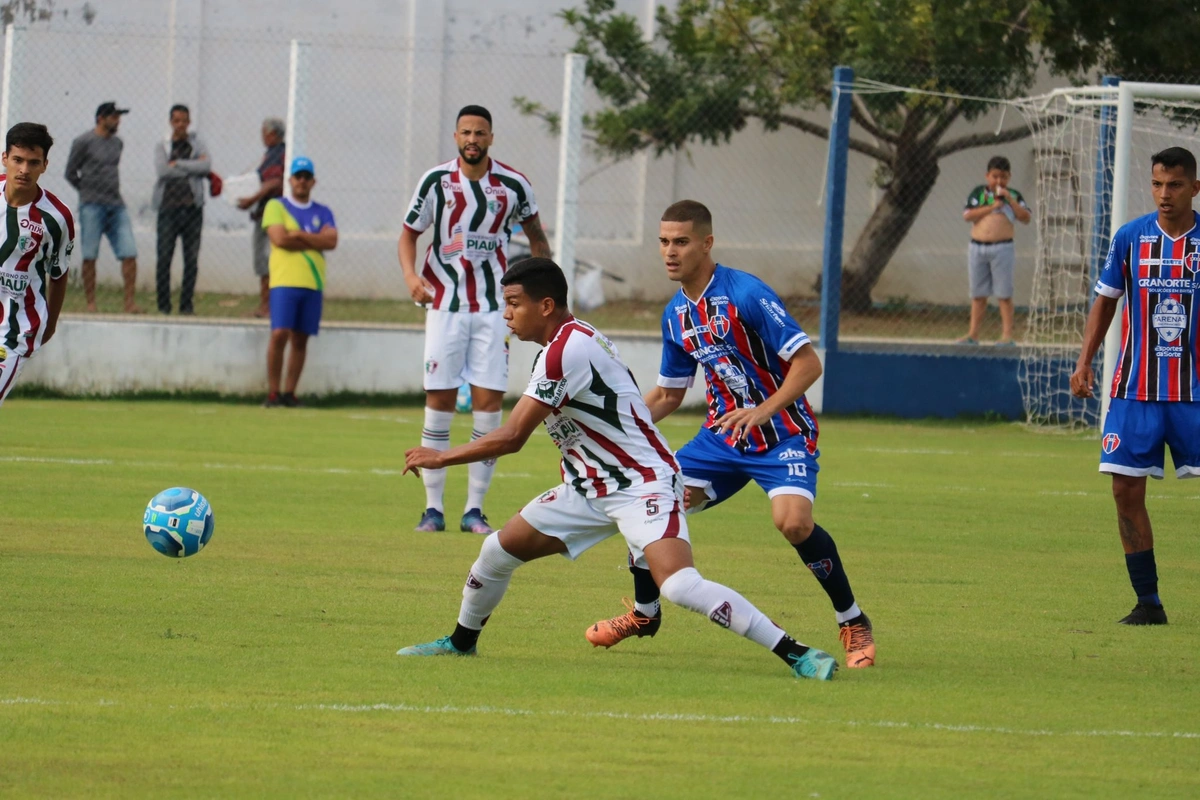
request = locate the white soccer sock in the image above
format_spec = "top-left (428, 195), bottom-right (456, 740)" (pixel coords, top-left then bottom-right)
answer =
top-left (660, 567), bottom-right (787, 650)
top-left (835, 602), bottom-right (862, 625)
top-left (458, 533), bottom-right (525, 629)
top-left (421, 408), bottom-right (455, 512)
top-left (465, 410), bottom-right (503, 512)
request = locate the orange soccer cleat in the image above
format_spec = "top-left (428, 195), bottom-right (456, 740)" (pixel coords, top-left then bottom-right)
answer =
top-left (586, 598), bottom-right (661, 648)
top-left (838, 613), bottom-right (876, 668)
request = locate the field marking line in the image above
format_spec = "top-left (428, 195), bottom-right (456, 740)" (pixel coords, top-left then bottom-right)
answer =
top-left (4, 697), bottom-right (1198, 741)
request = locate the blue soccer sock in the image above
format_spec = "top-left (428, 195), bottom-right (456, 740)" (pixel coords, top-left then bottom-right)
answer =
top-left (795, 524), bottom-right (858, 620)
top-left (1125, 549), bottom-right (1161, 606)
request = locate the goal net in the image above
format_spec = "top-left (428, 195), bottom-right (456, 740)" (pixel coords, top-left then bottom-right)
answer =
top-left (1013, 84), bottom-right (1200, 428)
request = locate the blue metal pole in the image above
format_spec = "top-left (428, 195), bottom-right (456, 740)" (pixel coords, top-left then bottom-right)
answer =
top-left (1091, 75), bottom-right (1119, 283)
top-left (820, 65), bottom-right (853, 353)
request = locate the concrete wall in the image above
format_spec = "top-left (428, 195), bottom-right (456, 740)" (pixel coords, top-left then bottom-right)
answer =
top-left (19, 316), bottom-right (827, 413)
top-left (0, 0), bottom-right (1104, 309)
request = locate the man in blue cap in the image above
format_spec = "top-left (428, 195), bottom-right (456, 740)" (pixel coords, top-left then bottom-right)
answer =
top-left (260, 156), bottom-right (337, 408)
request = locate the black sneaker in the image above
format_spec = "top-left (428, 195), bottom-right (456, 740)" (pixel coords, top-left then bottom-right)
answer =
top-left (1118, 603), bottom-right (1168, 626)
top-left (281, 392), bottom-right (304, 408)
top-left (262, 393), bottom-right (281, 408)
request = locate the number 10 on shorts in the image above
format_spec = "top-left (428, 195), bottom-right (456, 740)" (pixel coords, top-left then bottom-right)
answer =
top-left (786, 463), bottom-right (807, 477)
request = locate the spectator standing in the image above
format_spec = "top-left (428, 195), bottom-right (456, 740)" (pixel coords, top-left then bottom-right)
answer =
top-left (261, 157), bottom-right (337, 408)
top-left (152, 104), bottom-right (209, 315)
top-left (237, 117), bottom-right (286, 318)
top-left (958, 155), bottom-right (1031, 346)
top-left (64, 101), bottom-right (142, 313)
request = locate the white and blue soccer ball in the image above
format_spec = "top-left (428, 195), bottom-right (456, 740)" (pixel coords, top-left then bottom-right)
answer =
top-left (143, 487), bottom-right (214, 558)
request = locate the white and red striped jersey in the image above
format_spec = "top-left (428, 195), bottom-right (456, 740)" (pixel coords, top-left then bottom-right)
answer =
top-left (524, 317), bottom-right (680, 499)
top-left (0, 177), bottom-right (74, 358)
top-left (404, 158), bottom-right (538, 313)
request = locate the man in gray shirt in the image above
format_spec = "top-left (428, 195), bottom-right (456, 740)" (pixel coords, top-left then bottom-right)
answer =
top-left (65, 101), bottom-right (142, 313)
top-left (152, 104), bottom-right (209, 315)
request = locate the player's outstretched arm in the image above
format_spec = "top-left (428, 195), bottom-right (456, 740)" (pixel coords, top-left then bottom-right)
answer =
top-left (643, 385), bottom-right (688, 423)
top-left (1070, 295), bottom-right (1119, 398)
top-left (715, 344), bottom-right (822, 441)
top-left (404, 396), bottom-right (553, 475)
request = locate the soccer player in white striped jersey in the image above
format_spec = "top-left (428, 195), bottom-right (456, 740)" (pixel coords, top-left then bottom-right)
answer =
top-left (0, 123), bottom-right (74, 408)
top-left (399, 104), bottom-right (551, 536)
top-left (396, 258), bottom-right (840, 681)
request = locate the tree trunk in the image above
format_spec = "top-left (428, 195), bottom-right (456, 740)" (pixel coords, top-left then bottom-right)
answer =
top-left (840, 151), bottom-right (941, 313)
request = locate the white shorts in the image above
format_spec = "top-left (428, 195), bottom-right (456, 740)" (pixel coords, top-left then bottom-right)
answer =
top-left (519, 476), bottom-right (690, 568)
top-left (423, 309), bottom-right (509, 392)
top-left (0, 351), bottom-right (26, 408)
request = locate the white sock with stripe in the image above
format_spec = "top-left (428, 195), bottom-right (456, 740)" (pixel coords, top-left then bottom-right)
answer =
top-left (458, 533), bottom-right (525, 629)
top-left (465, 410), bottom-right (502, 512)
top-left (421, 407), bottom-right (454, 512)
top-left (659, 567), bottom-right (786, 650)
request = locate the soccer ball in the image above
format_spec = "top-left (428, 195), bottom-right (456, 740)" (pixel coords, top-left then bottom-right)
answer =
top-left (143, 487), bottom-right (214, 558)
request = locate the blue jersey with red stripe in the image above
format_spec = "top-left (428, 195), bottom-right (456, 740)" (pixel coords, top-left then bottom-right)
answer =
top-left (658, 264), bottom-right (818, 454)
top-left (1095, 211), bottom-right (1200, 402)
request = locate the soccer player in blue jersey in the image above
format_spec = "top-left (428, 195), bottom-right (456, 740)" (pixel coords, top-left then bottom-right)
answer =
top-left (586, 200), bottom-right (876, 668)
top-left (1071, 146), bottom-right (1200, 626)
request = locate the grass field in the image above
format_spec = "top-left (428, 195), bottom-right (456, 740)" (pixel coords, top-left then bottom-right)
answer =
top-left (2, 400), bottom-right (1197, 798)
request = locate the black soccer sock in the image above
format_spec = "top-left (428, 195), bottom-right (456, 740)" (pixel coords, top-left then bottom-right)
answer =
top-left (449, 621), bottom-right (484, 652)
top-left (630, 564), bottom-right (661, 606)
top-left (794, 524), bottom-right (856, 614)
top-left (771, 634), bottom-right (810, 665)
top-left (1125, 549), bottom-right (1161, 606)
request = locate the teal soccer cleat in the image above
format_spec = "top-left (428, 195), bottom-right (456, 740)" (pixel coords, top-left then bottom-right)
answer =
top-left (460, 508), bottom-right (494, 535)
top-left (396, 636), bottom-right (476, 657)
top-left (415, 508), bottom-right (446, 532)
top-left (789, 648), bottom-right (838, 681)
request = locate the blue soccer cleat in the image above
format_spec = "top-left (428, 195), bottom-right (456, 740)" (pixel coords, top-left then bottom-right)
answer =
top-left (460, 508), bottom-right (494, 535)
top-left (789, 648), bottom-right (838, 681)
top-left (396, 635), bottom-right (476, 657)
top-left (415, 508), bottom-right (445, 532)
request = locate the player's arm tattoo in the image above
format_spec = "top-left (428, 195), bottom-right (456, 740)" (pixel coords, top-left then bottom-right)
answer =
top-left (522, 214), bottom-right (553, 258)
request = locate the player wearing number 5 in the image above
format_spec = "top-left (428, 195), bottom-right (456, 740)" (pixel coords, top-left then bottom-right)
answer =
top-left (1071, 147), bottom-right (1200, 626)
top-left (587, 201), bottom-right (876, 669)
top-left (398, 105), bottom-right (551, 535)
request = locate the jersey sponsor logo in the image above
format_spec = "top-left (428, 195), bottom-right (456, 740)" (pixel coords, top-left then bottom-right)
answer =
top-left (1102, 433), bottom-right (1120, 454)
top-left (535, 378), bottom-right (568, 406)
top-left (1137, 277), bottom-right (1195, 293)
top-left (19, 218), bottom-right (44, 236)
top-left (759, 297), bottom-right (788, 327)
top-left (713, 361), bottom-right (753, 403)
top-left (709, 601), bottom-right (732, 629)
top-left (775, 447), bottom-right (810, 462)
top-left (1186, 252), bottom-right (1200, 274)
top-left (708, 295), bottom-right (730, 306)
top-left (806, 558), bottom-right (834, 580)
top-left (0, 271), bottom-right (30, 297)
top-left (1139, 235), bottom-right (1160, 243)
top-left (682, 325), bottom-right (710, 337)
top-left (545, 414), bottom-right (583, 448)
top-left (709, 313), bottom-right (730, 339)
top-left (782, 332), bottom-right (807, 352)
top-left (518, 203), bottom-right (533, 219)
top-left (1152, 298), bottom-right (1186, 356)
top-left (442, 224), bottom-right (465, 258)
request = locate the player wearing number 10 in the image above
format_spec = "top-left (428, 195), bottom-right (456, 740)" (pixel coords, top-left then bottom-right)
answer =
top-left (398, 104), bottom-right (552, 536)
top-left (397, 258), bottom-right (839, 681)
top-left (1071, 146), bottom-right (1200, 626)
top-left (587, 201), bottom-right (876, 669)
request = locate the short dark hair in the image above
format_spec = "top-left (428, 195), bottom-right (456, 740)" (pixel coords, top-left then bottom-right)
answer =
top-left (5, 122), bottom-right (53, 158)
top-left (456, 105), bottom-right (493, 127)
top-left (987, 156), bottom-right (1011, 173)
top-left (662, 199), bottom-right (713, 234)
top-left (1151, 146), bottom-right (1197, 180)
top-left (169, 104), bottom-right (190, 118)
top-left (500, 257), bottom-right (568, 308)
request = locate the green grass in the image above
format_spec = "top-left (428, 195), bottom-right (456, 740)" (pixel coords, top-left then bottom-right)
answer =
top-left (2, 400), bottom-right (1197, 797)
top-left (64, 284), bottom-right (1031, 342)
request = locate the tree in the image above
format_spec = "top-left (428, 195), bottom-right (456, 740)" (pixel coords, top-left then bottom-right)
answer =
top-left (534, 0), bottom-right (1181, 311)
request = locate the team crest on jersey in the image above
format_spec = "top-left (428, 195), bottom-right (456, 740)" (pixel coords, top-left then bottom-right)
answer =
top-left (806, 559), bottom-right (834, 579)
top-left (709, 313), bottom-right (730, 339)
top-left (709, 601), bottom-right (732, 629)
top-left (1102, 433), bottom-right (1120, 454)
top-left (16, 235), bottom-right (37, 254)
top-left (1185, 252), bottom-right (1200, 274)
top-left (1152, 298), bottom-right (1186, 344)
top-left (713, 361), bottom-right (752, 401)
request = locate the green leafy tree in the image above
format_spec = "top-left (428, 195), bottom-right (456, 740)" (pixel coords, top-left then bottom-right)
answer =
top-left (531, 0), bottom-right (1156, 311)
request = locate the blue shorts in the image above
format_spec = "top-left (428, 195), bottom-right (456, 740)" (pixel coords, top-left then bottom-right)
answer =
top-left (675, 426), bottom-right (820, 510)
top-left (269, 287), bottom-right (322, 335)
top-left (79, 203), bottom-right (137, 261)
top-left (1099, 397), bottom-right (1200, 480)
